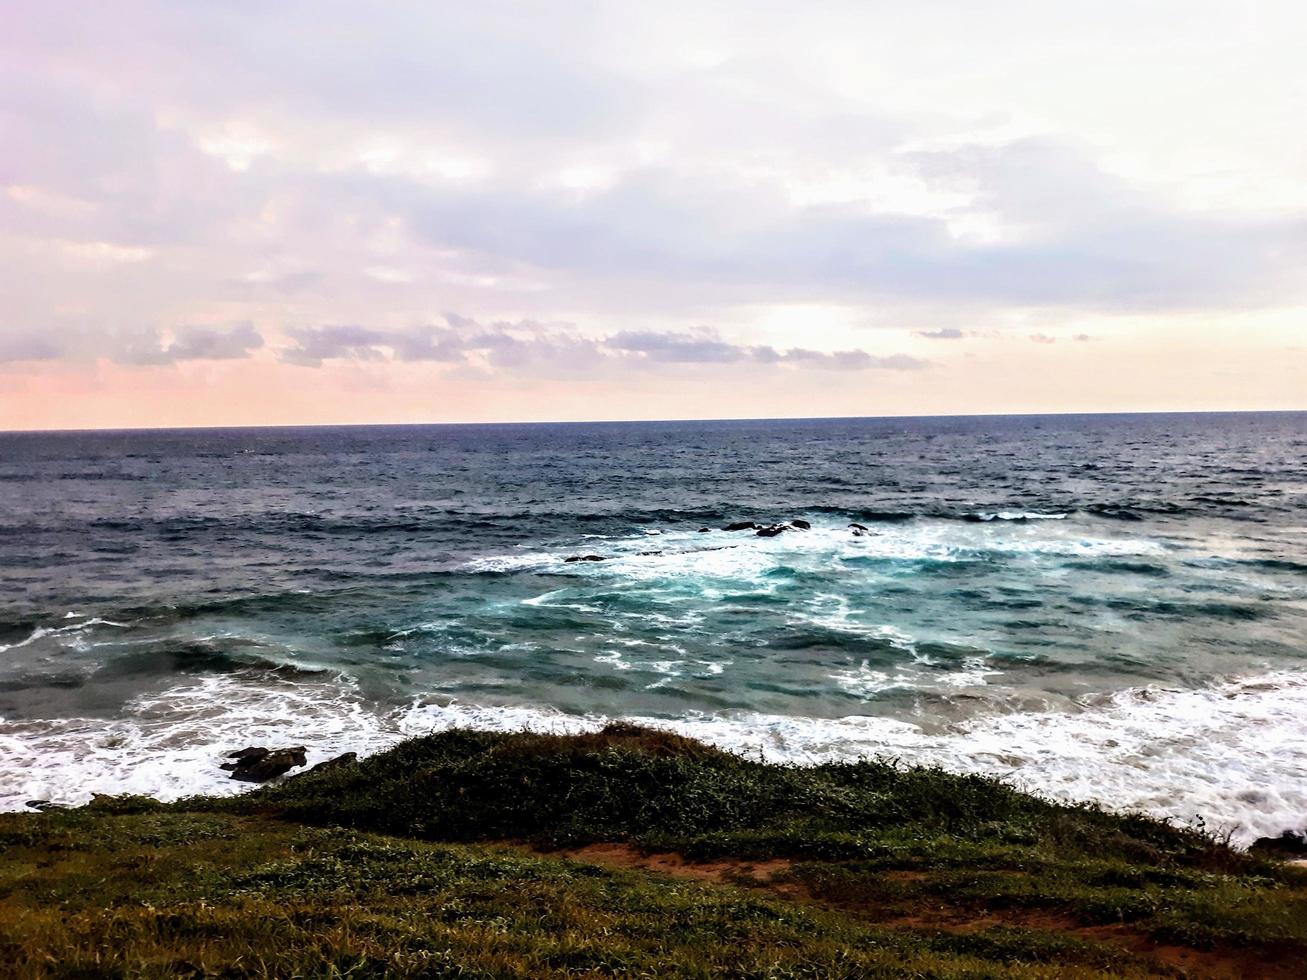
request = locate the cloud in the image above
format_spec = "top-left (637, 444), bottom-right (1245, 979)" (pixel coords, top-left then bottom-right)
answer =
top-left (606, 330), bottom-right (749, 363)
top-left (279, 325), bottom-right (398, 367)
top-left (770, 347), bottom-right (926, 371)
top-left (278, 319), bottom-right (926, 374)
top-left (0, 331), bottom-right (63, 362)
top-left (0, 323), bottom-right (265, 365)
top-left (165, 323), bottom-right (264, 360)
top-left (1029, 333), bottom-right (1057, 344)
top-left (3, 0), bottom-right (1306, 415)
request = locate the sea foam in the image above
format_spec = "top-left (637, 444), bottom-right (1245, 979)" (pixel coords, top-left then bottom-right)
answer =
top-left (3, 668), bottom-right (1304, 846)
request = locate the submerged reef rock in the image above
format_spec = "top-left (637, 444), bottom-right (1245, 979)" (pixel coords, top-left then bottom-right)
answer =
top-left (849, 522), bottom-right (869, 536)
top-left (564, 554), bottom-right (605, 563)
top-left (221, 745), bottom-right (307, 783)
top-left (722, 521), bottom-right (759, 531)
top-left (790, 519), bottom-right (811, 530)
top-left (698, 526), bottom-right (711, 532)
top-left (755, 524), bottom-right (790, 537)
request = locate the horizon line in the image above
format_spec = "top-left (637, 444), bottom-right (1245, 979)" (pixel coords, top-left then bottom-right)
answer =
top-left (3, 407), bottom-right (1305, 437)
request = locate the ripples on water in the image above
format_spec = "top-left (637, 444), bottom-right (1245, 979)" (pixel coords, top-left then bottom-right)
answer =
top-left (1, 413), bottom-right (1305, 842)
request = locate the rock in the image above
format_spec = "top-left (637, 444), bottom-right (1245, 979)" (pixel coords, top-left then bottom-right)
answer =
top-left (849, 522), bottom-right (869, 536)
top-left (1251, 831), bottom-right (1307, 857)
top-left (25, 800), bottom-right (68, 811)
top-left (222, 745), bottom-right (307, 783)
top-left (698, 527), bottom-right (711, 533)
top-left (220, 746), bottom-right (269, 771)
top-left (790, 519), bottom-right (811, 530)
top-left (755, 524), bottom-right (789, 537)
top-left (723, 521), bottom-right (759, 532)
top-left (564, 554), bottom-right (605, 563)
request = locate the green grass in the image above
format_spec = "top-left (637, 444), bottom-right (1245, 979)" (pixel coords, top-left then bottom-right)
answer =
top-left (1, 724), bottom-right (1304, 977)
top-left (213, 724), bottom-right (1259, 870)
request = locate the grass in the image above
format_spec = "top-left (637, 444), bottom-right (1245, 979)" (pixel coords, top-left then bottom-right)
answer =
top-left (1, 724), bottom-right (1304, 977)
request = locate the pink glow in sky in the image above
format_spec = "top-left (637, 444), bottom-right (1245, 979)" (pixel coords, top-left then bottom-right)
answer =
top-left (2, 2), bottom-right (1305, 428)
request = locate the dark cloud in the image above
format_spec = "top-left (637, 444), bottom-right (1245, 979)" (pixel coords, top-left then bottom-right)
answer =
top-left (279, 325), bottom-right (396, 367)
top-left (0, 332), bottom-right (63, 362)
top-left (607, 331), bottom-right (749, 363)
top-left (0, 323), bottom-right (265, 365)
top-left (278, 319), bottom-right (926, 374)
top-left (916, 328), bottom-right (965, 340)
top-left (113, 325), bottom-right (265, 365)
top-left (165, 323), bottom-right (263, 360)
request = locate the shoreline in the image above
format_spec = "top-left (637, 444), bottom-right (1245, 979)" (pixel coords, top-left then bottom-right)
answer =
top-left (4, 724), bottom-right (1306, 977)
top-left (5, 665), bottom-right (1306, 848)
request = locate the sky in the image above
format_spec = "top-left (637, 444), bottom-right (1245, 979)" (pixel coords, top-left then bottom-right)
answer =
top-left (1, 1), bottom-right (1305, 429)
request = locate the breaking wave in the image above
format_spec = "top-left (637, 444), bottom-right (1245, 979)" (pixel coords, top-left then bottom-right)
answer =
top-left (3, 669), bottom-right (1305, 847)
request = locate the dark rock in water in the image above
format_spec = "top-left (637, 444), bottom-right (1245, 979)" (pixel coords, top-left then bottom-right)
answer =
top-left (25, 800), bottom-right (68, 811)
top-left (698, 527), bottom-right (711, 533)
top-left (564, 554), bottom-right (605, 563)
top-left (849, 522), bottom-right (869, 536)
top-left (638, 550), bottom-right (663, 556)
top-left (723, 521), bottom-right (758, 532)
top-left (1251, 831), bottom-right (1307, 857)
top-left (223, 746), bottom-right (269, 764)
top-left (790, 519), bottom-right (811, 530)
top-left (755, 524), bottom-right (789, 537)
top-left (222, 745), bottom-right (307, 783)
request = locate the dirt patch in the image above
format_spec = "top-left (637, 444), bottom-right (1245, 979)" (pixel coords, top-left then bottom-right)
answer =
top-left (518, 844), bottom-right (1303, 979)
top-left (547, 841), bottom-right (792, 886)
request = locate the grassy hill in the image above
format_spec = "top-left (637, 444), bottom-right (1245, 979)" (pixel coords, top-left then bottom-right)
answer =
top-left (2, 724), bottom-right (1304, 977)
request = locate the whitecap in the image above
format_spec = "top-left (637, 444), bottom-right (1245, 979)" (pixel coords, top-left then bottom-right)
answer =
top-left (0, 617), bottom-right (130, 654)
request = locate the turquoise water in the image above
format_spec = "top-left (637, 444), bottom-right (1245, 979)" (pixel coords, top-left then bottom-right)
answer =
top-left (1, 413), bottom-right (1305, 842)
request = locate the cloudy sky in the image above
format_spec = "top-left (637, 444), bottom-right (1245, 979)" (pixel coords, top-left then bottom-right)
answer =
top-left (2, 1), bottom-right (1305, 428)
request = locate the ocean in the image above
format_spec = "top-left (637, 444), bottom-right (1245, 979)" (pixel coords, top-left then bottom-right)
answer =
top-left (1, 412), bottom-right (1305, 844)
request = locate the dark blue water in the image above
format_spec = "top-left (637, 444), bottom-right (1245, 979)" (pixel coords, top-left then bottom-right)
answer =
top-left (2, 413), bottom-right (1306, 842)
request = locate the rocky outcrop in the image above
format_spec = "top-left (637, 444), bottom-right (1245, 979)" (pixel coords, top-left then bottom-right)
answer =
top-left (722, 521), bottom-right (759, 532)
top-left (849, 522), bottom-right (869, 536)
top-left (564, 555), bottom-right (605, 563)
top-left (754, 519), bottom-right (811, 537)
top-left (221, 745), bottom-right (307, 783)
top-left (1251, 830), bottom-right (1307, 857)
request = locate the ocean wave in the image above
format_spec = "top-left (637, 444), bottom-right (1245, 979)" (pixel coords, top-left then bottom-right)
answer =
top-left (1239, 557), bottom-right (1307, 575)
top-left (4, 669), bottom-right (1306, 846)
top-left (0, 617), bottom-right (129, 654)
top-left (962, 511), bottom-right (1068, 522)
top-left (460, 519), bottom-right (1167, 581)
